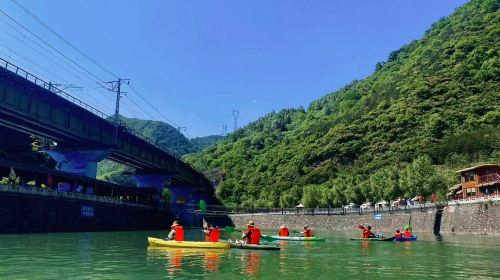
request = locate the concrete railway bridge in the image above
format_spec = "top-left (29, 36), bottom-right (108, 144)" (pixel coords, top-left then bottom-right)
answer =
top-left (0, 57), bottom-right (213, 204)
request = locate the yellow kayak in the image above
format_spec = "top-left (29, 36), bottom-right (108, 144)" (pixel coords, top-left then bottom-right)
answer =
top-left (147, 237), bottom-right (230, 249)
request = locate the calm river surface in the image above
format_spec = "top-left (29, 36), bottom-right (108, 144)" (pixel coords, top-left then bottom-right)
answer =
top-left (0, 230), bottom-right (498, 279)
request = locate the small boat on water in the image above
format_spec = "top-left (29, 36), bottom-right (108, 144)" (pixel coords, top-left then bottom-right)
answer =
top-left (226, 240), bottom-right (281, 251)
top-left (147, 237), bottom-right (230, 249)
top-left (350, 237), bottom-right (395, 242)
top-left (394, 236), bottom-right (417, 242)
top-left (262, 235), bottom-right (325, 242)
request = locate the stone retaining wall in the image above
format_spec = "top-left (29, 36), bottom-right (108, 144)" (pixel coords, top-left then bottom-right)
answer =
top-left (441, 201), bottom-right (500, 235)
top-left (230, 210), bottom-right (436, 234)
top-left (230, 202), bottom-right (500, 235)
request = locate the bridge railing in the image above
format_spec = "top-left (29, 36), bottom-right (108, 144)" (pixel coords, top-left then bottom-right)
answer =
top-left (0, 57), bottom-right (108, 119)
top-left (0, 57), bottom-right (180, 159)
top-left (0, 183), bottom-right (153, 209)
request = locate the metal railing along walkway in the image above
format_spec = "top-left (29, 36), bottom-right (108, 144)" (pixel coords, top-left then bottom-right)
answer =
top-left (0, 184), bottom-right (153, 209)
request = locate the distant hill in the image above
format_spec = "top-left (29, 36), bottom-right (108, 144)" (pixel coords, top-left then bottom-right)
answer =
top-left (191, 135), bottom-right (225, 150)
top-left (118, 116), bottom-right (196, 155)
top-left (185, 0), bottom-right (500, 207)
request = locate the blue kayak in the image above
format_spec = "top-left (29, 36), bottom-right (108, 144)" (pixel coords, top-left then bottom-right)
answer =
top-left (394, 236), bottom-right (417, 242)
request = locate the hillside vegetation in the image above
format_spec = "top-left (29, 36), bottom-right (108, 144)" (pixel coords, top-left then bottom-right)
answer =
top-left (185, 0), bottom-right (500, 207)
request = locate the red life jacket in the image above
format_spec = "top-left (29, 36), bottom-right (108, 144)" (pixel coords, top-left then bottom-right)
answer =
top-left (362, 229), bottom-right (372, 238)
top-left (304, 228), bottom-right (312, 237)
top-left (279, 228), bottom-right (289, 237)
top-left (172, 225), bottom-right (184, 241)
top-left (208, 228), bottom-right (220, 242)
top-left (247, 226), bottom-right (261, 244)
top-left (404, 230), bottom-right (411, 238)
top-left (395, 232), bottom-right (402, 238)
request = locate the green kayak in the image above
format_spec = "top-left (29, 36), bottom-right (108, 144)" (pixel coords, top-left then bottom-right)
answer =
top-left (226, 241), bottom-right (281, 250)
top-left (262, 235), bottom-right (326, 241)
top-left (350, 237), bottom-right (395, 241)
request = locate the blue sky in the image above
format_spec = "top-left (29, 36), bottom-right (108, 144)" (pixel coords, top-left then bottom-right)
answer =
top-left (0, 0), bottom-right (468, 137)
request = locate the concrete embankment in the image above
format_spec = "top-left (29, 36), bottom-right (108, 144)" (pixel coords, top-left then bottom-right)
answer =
top-left (229, 201), bottom-right (500, 235)
top-left (441, 201), bottom-right (500, 235)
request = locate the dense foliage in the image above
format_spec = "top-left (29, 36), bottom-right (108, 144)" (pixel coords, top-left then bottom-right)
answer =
top-left (185, 0), bottom-right (500, 207)
top-left (191, 135), bottom-right (225, 151)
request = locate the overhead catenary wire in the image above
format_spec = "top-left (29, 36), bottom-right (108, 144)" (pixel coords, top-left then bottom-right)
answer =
top-left (0, 16), bottom-right (115, 111)
top-left (0, 27), bottom-right (106, 106)
top-left (127, 84), bottom-right (179, 128)
top-left (0, 4), bottom-right (187, 132)
top-left (10, 0), bottom-right (119, 79)
top-left (0, 8), bottom-right (107, 84)
top-left (6, 3), bottom-right (184, 130)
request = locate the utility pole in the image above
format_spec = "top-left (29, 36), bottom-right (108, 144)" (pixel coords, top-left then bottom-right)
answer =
top-left (221, 125), bottom-right (227, 136)
top-left (232, 109), bottom-right (239, 132)
top-left (103, 78), bottom-right (130, 143)
top-left (48, 82), bottom-right (61, 92)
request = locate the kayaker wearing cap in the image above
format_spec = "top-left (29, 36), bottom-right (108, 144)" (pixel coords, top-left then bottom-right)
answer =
top-left (302, 225), bottom-right (313, 237)
top-left (242, 221), bottom-right (261, 244)
top-left (203, 225), bottom-right (221, 242)
top-left (167, 221), bottom-right (185, 241)
top-left (278, 225), bottom-right (289, 237)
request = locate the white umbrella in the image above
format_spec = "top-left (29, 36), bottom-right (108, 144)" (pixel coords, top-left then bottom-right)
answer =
top-left (296, 203), bottom-right (305, 208)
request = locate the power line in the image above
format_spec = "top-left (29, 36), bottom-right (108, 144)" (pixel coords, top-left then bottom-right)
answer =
top-left (5, 3), bottom-right (187, 130)
top-left (0, 5), bottom-right (187, 131)
top-left (10, 0), bottom-right (119, 79)
top-left (0, 43), bottom-right (96, 103)
top-left (0, 8), bottom-right (106, 84)
top-left (126, 84), bottom-right (179, 127)
top-left (6, 2), bottom-right (172, 124)
top-left (0, 15), bottom-right (115, 111)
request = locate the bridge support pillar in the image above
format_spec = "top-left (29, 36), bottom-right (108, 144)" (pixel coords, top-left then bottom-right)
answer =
top-left (46, 149), bottom-right (111, 178)
top-left (132, 174), bottom-right (170, 192)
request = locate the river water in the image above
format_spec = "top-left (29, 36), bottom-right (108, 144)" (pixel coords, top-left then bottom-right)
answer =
top-left (0, 230), bottom-right (498, 279)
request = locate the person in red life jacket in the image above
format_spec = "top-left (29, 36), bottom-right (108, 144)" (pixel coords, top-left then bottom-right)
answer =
top-left (278, 225), bottom-right (289, 237)
top-left (394, 230), bottom-right (402, 238)
top-left (358, 225), bottom-right (376, 238)
top-left (242, 221), bottom-right (261, 244)
top-left (403, 228), bottom-right (412, 238)
top-left (207, 226), bottom-right (221, 242)
top-left (302, 225), bottom-right (313, 237)
top-left (167, 221), bottom-right (185, 241)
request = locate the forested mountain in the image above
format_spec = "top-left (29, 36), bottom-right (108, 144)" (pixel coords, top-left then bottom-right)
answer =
top-left (118, 116), bottom-right (196, 155)
top-left (185, 0), bottom-right (500, 207)
top-left (96, 116), bottom-right (223, 186)
top-left (191, 135), bottom-right (225, 150)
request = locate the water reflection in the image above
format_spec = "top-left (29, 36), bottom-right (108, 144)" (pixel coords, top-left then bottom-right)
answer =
top-left (360, 241), bottom-right (372, 255)
top-left (240, 251), bottom-right (261, 276)
top-left (147, 247), bottom-right (226, 276)
top-left (204, 251), bottom-right (221, 272)
top-left (1, 231), bottom-right (499, 279)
